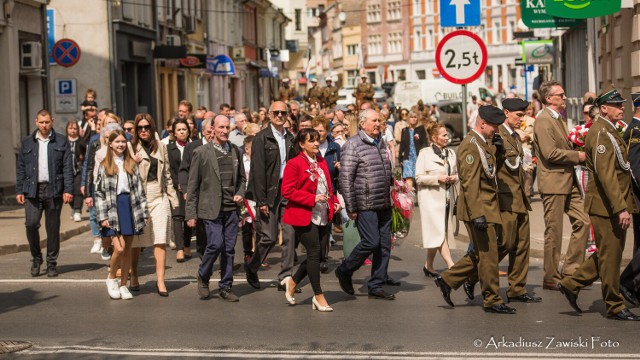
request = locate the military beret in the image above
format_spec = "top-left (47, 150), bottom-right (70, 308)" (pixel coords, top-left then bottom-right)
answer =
top-left (502, 98), bottom-right (529, 111)
top-left (595, 88), bottom-right (626, 107)
top-left (478, 105), bottom-right (506, 125)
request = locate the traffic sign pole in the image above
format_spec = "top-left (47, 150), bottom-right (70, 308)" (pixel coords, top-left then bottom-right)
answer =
top-left (462, 84), bottom-right (468, 138)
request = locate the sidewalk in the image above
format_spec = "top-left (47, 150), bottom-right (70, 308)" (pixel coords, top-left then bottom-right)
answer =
top-left (0, 207), bottom-right (91, 256)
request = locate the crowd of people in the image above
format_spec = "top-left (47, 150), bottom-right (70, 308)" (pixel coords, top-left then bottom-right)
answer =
top-left (13, 79), bottom-right (640, 320)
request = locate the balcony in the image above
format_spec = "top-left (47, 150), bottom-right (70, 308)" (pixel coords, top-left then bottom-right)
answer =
top-left (307, 16), bottom-right (320, 28)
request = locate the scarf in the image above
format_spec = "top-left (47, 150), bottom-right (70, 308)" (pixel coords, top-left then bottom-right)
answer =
top-left (213, 141), bottom-right (230, 155)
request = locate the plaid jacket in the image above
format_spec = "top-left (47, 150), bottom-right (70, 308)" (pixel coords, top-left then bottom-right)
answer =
top-left (95, 164), bottom-right (149, 233)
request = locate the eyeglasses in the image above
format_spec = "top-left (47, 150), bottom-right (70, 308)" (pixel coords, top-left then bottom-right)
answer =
top-left (550, 93), bottom-right (566, 98)
top-left (137, 125), bottom-right (151, 132)
top-left (124, 127), bottom-right (134, 132)
top-left (271, 110), bottom-right (288, 116)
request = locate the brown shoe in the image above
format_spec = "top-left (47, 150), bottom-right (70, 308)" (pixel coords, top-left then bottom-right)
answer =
top-left (543, 282), bottom-right (559, 291)
top-left (333, 224), bottom-right (343, 234)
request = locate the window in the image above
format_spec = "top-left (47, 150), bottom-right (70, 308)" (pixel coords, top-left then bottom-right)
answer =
top-left (508, 20), bottom-right (515, 42)
top-left (493, 22), bottom-right (501, 43)
top-left (347, 70), bottom-right (358, 87)
top-left (416, 70), bottom-right (426, 79)
top-left (427, 29), bottom-right (434, 50)
top-left (367, 3), bottom-right (381, 23)
top-left (426, 0), bottom-right (433, 13)
top-left (413, 28), bottom-right (422, 51)
top-left (347, 44), bottom-right (359, 56)
top-left (308, 8), bottom-right (317, 17)
top-left (368, 34), bottom-right (382, 55)
top-left (388, 32), bottom-right (402, 53)
top-left (397, 69), bottom-right (406, 81)
top-left (413, 0), bottom-right (421, 16)
top-left (295, 9), bottom-right (302, 31)
top-left (387, 0), bottom-right (401, 21)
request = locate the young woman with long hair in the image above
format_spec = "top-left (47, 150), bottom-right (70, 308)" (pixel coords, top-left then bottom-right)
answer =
top-left (95, 130), bottom-right (148, 300)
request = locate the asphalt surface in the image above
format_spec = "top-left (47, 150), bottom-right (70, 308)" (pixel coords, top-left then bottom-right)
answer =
top-left (1, 217), bottom-right (640, 359)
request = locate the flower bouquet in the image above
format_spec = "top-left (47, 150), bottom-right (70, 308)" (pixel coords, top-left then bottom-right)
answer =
top-left (391, 177), bottom-right (415, 243)
top-left (567, 122), bottom-right (592, 150)
top-left (239, 199), bottom-right (256, 226)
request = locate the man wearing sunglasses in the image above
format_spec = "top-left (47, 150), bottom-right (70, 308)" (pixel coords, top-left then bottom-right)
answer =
top-left (245, 101), bottom-right (297, 292)
top-left (533, 81), bottom-right (589, 292)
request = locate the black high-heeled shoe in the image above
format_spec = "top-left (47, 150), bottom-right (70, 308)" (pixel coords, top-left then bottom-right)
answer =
top-left (423, 266), bottom-right (438, 277)
top-left (156, 284), bottom-right (169, 297)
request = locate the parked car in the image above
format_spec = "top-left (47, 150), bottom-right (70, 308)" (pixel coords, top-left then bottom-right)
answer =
top-left (337, 86), bottom-right (388, 106)
top-left (434, 100), bottom-right (465, 145)
top-left (381, 82), bottom-right (396, 98)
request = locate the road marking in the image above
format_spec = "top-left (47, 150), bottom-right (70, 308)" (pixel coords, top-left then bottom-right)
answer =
top-left (21, 346), bottom-right (640, 359)
top-left (0, 279), bottom-right (273, 283)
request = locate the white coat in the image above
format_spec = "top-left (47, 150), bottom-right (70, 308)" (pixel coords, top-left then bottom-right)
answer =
top-left (415, 145), bottom-right (459, 249)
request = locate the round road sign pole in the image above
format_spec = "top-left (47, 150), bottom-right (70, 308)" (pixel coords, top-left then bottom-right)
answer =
top-left (462, 84), bottom-right (468, 138)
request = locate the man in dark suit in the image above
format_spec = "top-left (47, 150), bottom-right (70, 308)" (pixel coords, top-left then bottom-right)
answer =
top-left (179, 117), bottom-right (213, 256)
top-left (187, 115), bottom-right (246, 302)
top-left (244, 101), bottom-right (295, 289)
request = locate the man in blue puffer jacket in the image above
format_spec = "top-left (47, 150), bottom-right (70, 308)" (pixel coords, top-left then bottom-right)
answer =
top-left (16, 109), bottom-right (74, 277)
top-left (335, 109), bottom-right (396, 300)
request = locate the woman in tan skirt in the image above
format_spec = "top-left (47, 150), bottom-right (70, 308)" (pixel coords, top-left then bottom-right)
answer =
top-left (130, 113), bottom-right (179, 296)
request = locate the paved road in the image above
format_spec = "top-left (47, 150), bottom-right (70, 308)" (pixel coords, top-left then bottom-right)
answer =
top-left (1, 217), bottom-right (639, 359)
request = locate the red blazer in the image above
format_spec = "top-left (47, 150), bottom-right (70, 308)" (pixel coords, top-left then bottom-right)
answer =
top-left (282, 152), bottom-right (338, 227)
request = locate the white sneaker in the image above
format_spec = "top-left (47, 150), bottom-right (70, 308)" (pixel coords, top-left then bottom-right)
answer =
top-left (90, 239), bottom-right (101, 254)
top-left (120, 286), bottom-right (133, 300)
top-left (73, 212), bottom-right (82, 222)
top-left (101, 247), bottom-right (112, 261)
top-left (106, 278), bottom-right (121, 299)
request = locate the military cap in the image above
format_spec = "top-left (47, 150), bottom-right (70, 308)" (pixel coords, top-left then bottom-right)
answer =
top-left (325, 78), bottom-right (332, 82)
top-left (502, 98), bottom-right (529, 111)
top-left (632, 92), bottom-right (640, 108)
top-left (595, 88), bottom-right (626, 107)
top-left (311, 78), bottom-right (318, 83)
top-left (478, 105), bottom-right (506, 125)
top-left (282, 78), bottom-right (290, 83)
top-left (360, 74), bottom-right (367, 78)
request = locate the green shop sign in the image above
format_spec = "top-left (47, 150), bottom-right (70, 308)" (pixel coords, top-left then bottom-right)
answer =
top-left (521, 40), bottom-right (555, 64)
top-left (545, 0), bottom-right (621, 19)
top-left (521, 0), bottom-right (583, 28)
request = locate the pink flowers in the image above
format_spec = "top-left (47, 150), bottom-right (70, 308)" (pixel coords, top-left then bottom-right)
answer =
top-left (391, 179), bottom-right (415, 238)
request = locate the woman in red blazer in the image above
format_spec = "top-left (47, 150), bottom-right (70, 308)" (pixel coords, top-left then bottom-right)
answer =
top-left (281, 128), bottom-right (340, 312)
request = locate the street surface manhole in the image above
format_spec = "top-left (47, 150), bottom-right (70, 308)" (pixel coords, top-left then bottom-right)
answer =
top-left (0, 340), bottom-right (32, 354)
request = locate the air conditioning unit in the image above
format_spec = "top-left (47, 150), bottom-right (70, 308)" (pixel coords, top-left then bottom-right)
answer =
top-left (21, 42), bottom-right (43, 70)
top-left (166, 35), bottom-right (181, 46)
top-left (184, 15), bottom-right (196, 34)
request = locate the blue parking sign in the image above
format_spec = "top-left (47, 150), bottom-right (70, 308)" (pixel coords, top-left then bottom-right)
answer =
top-left (58, 80), bottom-right (73, 95)
top-left (440, 0), bottom-right (481, 27)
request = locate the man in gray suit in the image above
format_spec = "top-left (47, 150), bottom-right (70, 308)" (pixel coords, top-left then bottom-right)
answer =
top-left (186, 115), bottom-right (246, 301)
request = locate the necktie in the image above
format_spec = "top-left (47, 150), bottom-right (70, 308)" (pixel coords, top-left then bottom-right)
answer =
top-left (511, 132), bottom-right (518, 141)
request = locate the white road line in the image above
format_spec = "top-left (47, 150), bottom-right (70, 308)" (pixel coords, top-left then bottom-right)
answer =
top-left (22, 346), bottom-right (640, 359)
top-left (0, 279), bottom-right (272, 283)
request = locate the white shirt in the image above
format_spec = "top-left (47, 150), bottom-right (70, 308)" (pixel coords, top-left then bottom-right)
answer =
top-left (545, 107), bottom-right (560, 120)
top-left (36, 132), bottom-right (51, 183)
top-left (471, 129), bottom-right (487, 143)
top-left (319, 140), bottom-right (329, 157)
top-left (271, 124), bottom-right (288, 179)
top-left (176, 141), bottom-right (186, 159)
top-left (229, 129), bottom-right (245, 148)
top-left (502, 123), bottom-right (515, 136)
top-left (115, 156), bottom-right (130, 195)
top-left (243, 153), bottom-right (251, 186)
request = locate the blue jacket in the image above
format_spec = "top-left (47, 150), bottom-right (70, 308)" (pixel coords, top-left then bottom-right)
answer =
top-left (16, 130), bottom-right (73, 198)
top-left (322, 139), bottom-right (341, 194)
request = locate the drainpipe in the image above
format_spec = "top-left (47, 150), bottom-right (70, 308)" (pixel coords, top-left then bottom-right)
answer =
top-left (41, 3), bottom-right (50, 110)
top-left (107, 1), bottom-right (117, 112)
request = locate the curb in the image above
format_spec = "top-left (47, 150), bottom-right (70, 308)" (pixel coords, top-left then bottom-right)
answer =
top-left (0, 223), bottom-right (91, 257)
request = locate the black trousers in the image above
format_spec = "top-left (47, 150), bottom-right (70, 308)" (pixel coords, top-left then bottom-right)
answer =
top-left (172, 190), bottom-right (192, 251)
top-left (242, 221), bottom-right (253, 257)
top-left (292, 223), bottom-right (330, 295)
top-left (620, 213), bottom-right (640, 297)
top-left (69, 172), bottom-right (83, 211)
top-left (25, 183), bottom-right (63, 266)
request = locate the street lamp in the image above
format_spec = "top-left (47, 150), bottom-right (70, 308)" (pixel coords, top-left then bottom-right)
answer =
top-left (4, 0), bottom-right (15, 20)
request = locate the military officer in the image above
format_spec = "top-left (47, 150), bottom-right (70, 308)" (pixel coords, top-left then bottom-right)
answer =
top-left (278, 78), bottom-right (298, 102)
top-left (306, 78), bottom-right (322, 107)
top-left (353, 75), bottom-right (374, 108)
top-left (558, 88), bottom-right (640, 321)
top-left (620, 92), bottom-right (640, 305)
top-left (434, 105), bottom-right (516, 314)
top-left (322, 78), bottom-right (339, 108)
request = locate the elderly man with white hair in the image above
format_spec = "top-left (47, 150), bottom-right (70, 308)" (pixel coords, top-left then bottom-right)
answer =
top-left (229, 112), bottom-right (247, 148)
top-left (334, 109), bottom-right (396, 300)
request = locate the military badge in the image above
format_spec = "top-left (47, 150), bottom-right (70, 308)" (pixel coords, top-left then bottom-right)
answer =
top-left (466, 155), bottom-right (474, 164)
top-left (597, 145), bottom-right (606, 154)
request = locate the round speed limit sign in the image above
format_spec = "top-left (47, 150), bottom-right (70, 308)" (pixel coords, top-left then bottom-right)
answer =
top-left (435, 30), bottom-right (487, 85)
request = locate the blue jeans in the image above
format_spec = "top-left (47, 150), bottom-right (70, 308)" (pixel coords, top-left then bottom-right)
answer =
top-left (338, 209), bottom-right (392, 293)
top-left (198, 211), bottom-right (239, 289)
top-left (89, 202), bottom-right (100, 238)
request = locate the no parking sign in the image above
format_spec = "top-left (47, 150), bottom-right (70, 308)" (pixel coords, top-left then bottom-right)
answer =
top-left (52, 39), bottom-right (81, 68)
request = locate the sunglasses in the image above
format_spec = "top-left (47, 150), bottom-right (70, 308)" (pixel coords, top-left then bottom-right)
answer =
top-left (124, 127), bottom-right (134, 132)
top-left (271, 110), bottom-right (288, 116)
top-left (137, 125), bottom-right (151, 132)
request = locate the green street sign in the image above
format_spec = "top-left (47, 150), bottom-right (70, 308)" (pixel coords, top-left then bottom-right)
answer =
top-left (521, 40), bottom-right (555, 64)
top-left (521, 0), bottom-right (583, 28)
top-left (545, 0), bottom-right (621, 19)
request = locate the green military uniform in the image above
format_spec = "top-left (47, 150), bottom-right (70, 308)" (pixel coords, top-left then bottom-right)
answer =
top-left (353, 81), bottom-right (374, 103)
top-left (495, 123), bottom-right (534, 298)
top-left (306, 83), bottom-right (322, 106)
top-left (322, 84), bottom-right (339, 108)
top-left (440, 128), bottom-right (504, 309)
top-left (560, 102), bottom-right (639, 316)
top-left (278, 85), bottom-right (298, 102)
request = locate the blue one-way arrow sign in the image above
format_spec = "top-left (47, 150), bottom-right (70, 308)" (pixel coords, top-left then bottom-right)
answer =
top-left (440, 0), bottom-right (481, 27)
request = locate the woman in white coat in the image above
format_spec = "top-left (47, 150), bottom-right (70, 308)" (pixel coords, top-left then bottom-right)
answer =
top-left (415, 122), bottom-right (458, 277)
